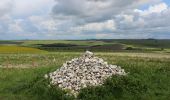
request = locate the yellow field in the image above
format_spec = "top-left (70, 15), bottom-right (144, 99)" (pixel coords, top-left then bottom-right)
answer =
top-left (0, 46), bottom-right (47, 53)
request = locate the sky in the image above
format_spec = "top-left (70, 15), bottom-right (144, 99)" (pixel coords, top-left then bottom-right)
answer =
top-left (0, 0), bottom-right (170, 40)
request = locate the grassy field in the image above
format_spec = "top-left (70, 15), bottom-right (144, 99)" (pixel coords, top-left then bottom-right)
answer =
top-left (0, 52), bottom-right (170, 100)
top-left (0, 40), bottom-right (170, 100)
top-left (0, 46), bottom-right (46, 54)
top-left (1, 39), bottom-right (170, 52)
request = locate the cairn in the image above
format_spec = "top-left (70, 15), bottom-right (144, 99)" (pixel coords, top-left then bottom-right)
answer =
top-left (45, 51), bottom-right (126, 95)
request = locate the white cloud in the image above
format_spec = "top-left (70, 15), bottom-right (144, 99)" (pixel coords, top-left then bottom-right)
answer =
top-left (135, 3), bottom-right (168, 16)
top-left (72, 20), bottom-right (116, 32)
top-left (29, 15), bottom-right (59, 32)
top-left (0, 0), bottom-right (13, 17)
top-left (0, 0), bottom-right (170, 39)
top-left (52, 0), bottom-right (157, 24)
top-left (12, 0), bottom-right (55, 17)
top-left (95, 33), bottom-right (114, 39)
top-left (0, 0), bottom-right (56, 39)
top-left (113, 2), bottom-right (170, 36)
top-left (123, 15), bottom-right (134, 23)
top-left (8, 19), bottom-right (23, 33)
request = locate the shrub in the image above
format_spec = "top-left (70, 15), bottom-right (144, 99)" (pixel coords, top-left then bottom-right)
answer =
top-left (125, 47), bottom-right (134, 50)
top-left (78, 75), bottom-right (148, 100)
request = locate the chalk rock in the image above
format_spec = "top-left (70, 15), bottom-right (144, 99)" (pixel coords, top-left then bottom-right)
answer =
top-left (45, 51), bottom-right (126, 96)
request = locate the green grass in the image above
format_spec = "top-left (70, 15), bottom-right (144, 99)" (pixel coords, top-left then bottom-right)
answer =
top-left (0, 46), bottom-right (47, 54)
top-left (0, 67), bottom-right (74, 100)
top-left (0, 52), bottom-right (170, 100)
top-left (1, 39), bottom-right (170, 52)
top-left (21, 40), bottom-right (108, 47)
top-left (22, 39), bottom-right (170, 52)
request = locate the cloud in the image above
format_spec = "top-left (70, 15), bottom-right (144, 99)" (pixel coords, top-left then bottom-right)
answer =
top-left (0, 0), bottom-right (170, 39)
top-left (12, 0), bottom-right (55, 17)
top-left (52, 0), bottom-right (157, 24)
top-left (135, 2), bottom-right (168, 16)
top-left (0, 0), bottom-right (56, 39)
top-left (0, 0), bottom-right (13, 17)
top-left (71, 20), bottom-right (116, 32)
top-left (50, 0), bottom-right (170, 39)
top-left (111, 2), bottom-right (170, 39)
top-left (8, 19), bottom-right (23, 33)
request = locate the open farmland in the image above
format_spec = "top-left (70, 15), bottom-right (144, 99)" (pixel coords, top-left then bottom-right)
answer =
top-left (1, 39), bottom-right (170, 52)
top-left (0, 40), bottom-right (170, 100)
top-left (0, 46), bottom-right (46, 54)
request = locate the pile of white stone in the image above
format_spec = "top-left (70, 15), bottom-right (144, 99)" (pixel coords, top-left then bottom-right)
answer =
top-left (45, 51), bottom-right (126, 95)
